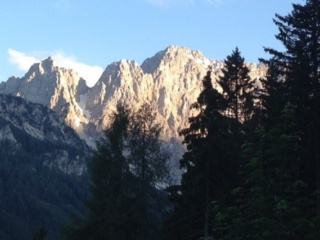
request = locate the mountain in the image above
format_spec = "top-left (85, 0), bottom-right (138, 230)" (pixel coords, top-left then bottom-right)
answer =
top-left (0, 45), bottom-right (267, 181)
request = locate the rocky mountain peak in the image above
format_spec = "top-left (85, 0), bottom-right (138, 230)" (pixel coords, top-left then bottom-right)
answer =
top-left (26, 57), bottom-right (54, 77)
top-left (39, 56), bottom-right (55, 72)
top-left (141, 45), bottom-right (212, 75)
top-left (163, 45), bottom-right (204, 60)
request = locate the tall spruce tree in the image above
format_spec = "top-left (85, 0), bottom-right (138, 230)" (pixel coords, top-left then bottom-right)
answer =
top-left (217, 47), bottom-right (255, 176)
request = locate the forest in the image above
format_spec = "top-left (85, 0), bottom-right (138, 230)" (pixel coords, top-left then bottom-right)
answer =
top-left (0, 138), bottom-right (89, 240)
top-left (1, 0), bottom-right (320, 239)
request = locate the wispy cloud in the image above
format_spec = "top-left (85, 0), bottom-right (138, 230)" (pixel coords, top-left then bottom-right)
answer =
top-left (8, 49), bottom-right (39, 72)
top-left (8, 48), bottom-right (103, 87)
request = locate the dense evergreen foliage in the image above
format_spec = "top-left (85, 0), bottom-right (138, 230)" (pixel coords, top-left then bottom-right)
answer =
top-left (0, 139), bottom-right (89, 240)
top-left (264, 0), bottom-right (320, 219)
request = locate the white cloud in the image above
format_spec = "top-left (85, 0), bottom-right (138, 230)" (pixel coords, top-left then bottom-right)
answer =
top-left (49, 51), bottom-right (103, 87)
top-left (7, 49), bottom-right (103, 87)
top-left (8, 48), bottom-right (39, 72)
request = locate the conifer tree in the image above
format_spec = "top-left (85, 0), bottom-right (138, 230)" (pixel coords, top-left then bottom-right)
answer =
top-left (163, 69), bottom-right (231, 240)
top-left (129, 103), bottom-right (169, 189)
top-left (91, 105), bottom-right (139, 239)
top-left (217, 47), bottom-right (255, 176)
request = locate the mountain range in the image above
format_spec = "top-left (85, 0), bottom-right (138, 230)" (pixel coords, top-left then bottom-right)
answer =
top-left (0, 45), bottom-right (267, 238)
top-left (0, 45), bottom-right (267, 181)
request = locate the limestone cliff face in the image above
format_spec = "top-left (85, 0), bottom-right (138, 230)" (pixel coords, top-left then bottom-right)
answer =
top-left (85, 60), bottom-right (154, 132)
top-left (141, 46), bottom-right (213, 138)
top-left (84, 46), bottom-right (266, 140)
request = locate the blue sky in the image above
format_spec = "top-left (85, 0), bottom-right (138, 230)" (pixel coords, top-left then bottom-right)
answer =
top-left (0, 0), bottom-right (302, 87)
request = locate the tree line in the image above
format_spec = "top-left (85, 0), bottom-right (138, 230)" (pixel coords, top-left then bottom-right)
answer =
top-left (64, 1), bottom-right (320, 239)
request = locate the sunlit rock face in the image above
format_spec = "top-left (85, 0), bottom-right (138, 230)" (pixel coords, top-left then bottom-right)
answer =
top-left (0, 57), bottom-right (91, 142)
top-left (0, 45), bottom-right (267, 182)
